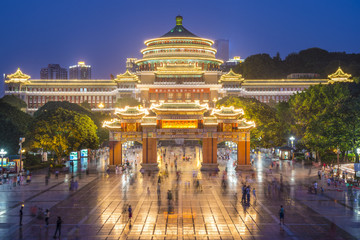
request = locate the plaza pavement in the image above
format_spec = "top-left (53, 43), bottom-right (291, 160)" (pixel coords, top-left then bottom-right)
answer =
top-left (0, 147), bottom-right (358, 240)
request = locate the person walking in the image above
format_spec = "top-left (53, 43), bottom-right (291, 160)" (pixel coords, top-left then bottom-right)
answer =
top-left (45, 209), bottom-right (50, 227)
top-left (53, 216), bottom-right (63, 238)
top-left (314, 182), bottom-right (318, 194)
top-left (252, 188), bottom-right (256, 199)
top-left (19, 206), bottom-right (23, 226)
top-left (246, 186), bottom-right (251, 204)
top-left (128, 205), bottom-right (133, 222)
top-left (279, 205), bottom-right (285, 225)
top-left (241, 185), bottom-right (246, 203)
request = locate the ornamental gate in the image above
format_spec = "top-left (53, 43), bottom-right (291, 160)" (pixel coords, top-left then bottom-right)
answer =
top-left (103, 103), bottom-right (255, 171)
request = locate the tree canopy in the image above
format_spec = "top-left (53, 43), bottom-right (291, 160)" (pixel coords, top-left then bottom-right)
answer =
top-left (34, 101), bottom-right (108, 144)
top-left (30, 108), bottom-right (99, 163)
top-left (233, 48), bottom-right (360, 79)
top-left (288, 82), bottom-right (360, 161)
top-left (0, 102), bottom-right (32, 154)
top-left (0, 95), bottom-right (27, 110)
top-left (217, 96), bottom-right (288, 148)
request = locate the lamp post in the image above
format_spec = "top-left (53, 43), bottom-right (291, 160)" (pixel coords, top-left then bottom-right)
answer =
top-left (0, 149), bottom-right (7, 171)
top-left (289, 136), bottom-right (295, 148)
top-left (19, 137), bottom-right (25, 173)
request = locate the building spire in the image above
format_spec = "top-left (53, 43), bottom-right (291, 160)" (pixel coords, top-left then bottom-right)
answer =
top-left (176, 15), bottom-right (183, 26)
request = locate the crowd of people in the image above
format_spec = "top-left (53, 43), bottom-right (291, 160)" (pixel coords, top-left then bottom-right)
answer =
top-left (1, 170), bottom-right (32, 189)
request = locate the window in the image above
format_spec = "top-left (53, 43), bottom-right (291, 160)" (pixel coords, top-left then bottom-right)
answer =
top-left (168, 93), bottom-right (174, 99)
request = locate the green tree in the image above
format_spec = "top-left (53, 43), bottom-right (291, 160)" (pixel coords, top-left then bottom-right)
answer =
top-left (30, 108), bottom-right (99, 163)
top-left (289, 83), bottom-right (350, 160)
top-left (0, 95), bottom-right (27, 110)
top-left (35, 101), bottom-right (108, 144)
top-left (239, 54), bottom-right (285, 79)
top-left (217, 96), bottom-right (287, 148)
top-left (79, 100), bottom-right (91, 110)
top-left (0, 102), bottom-right (32, 154)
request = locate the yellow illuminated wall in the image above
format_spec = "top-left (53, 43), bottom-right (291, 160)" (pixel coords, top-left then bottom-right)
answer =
top-left (161, 120), bottom-right (197, 129)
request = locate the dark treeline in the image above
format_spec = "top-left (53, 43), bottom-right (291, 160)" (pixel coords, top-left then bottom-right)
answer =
top-left (233, 48), bottom-right (360, 79)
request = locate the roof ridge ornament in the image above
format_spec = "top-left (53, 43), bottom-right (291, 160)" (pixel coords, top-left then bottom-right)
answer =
top-left (176, 15), bottom-right (183, 26)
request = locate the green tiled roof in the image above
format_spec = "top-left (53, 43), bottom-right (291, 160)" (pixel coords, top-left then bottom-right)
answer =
top-left (161, 16), bottom-right (198, 38)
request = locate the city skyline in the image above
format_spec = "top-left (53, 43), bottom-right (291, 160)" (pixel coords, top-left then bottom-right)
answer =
top-left (1, 0), bottom-right (360, 80)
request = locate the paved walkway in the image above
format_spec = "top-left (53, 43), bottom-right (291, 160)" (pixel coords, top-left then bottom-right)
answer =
top-left (1, 148), bottom-right (358, 239)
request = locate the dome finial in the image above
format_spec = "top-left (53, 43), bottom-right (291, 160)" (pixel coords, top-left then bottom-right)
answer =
top-left (176, 15), bottom-right (183, 26)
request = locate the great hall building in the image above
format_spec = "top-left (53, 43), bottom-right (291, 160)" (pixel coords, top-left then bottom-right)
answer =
top-left (5, 16), bottom-right (352, 113)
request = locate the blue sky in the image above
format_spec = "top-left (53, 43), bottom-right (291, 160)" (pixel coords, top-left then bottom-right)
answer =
top-left (1, 0), bottom-right (359, 80)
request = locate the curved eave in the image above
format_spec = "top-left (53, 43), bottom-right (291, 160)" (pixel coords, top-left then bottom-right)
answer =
top-left (141, 45), bottom-right (217, 54)
top-left (213, 114), bottom-right (243, 119)
top-left (328, 79), bottom-right (353, 84)
top-left (152, 110), bottom-right (207, 115)
top-left (135, 57), bottom-right (223, 64)
top-left (237, 119), bottom-right (256, 130)
top-left (5, 80), bottom-right (31, 84)
top-left (144, 37), bottom-right (214, 46)
top-left (114, 112), bottom-right (147, 120)
top-left (102, 119), bottom-right (122, 130)
top-left (219, 79), bottom-right (244, 83)
top-left (114, 79), bottom-right (140, 83)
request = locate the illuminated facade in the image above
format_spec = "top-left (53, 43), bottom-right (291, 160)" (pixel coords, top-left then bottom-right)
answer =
top-left (103, 103), bottom-right (255, 171)
top-left (4, 16), bottom-right (353, 112)
top-left (69, 61), bottom-right (91, 79)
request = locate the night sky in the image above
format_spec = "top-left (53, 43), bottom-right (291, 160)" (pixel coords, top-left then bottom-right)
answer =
top-left (1, 0), bottom-right (360, 83)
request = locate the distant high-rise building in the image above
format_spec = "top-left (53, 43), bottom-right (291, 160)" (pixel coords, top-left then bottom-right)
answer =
top-left (40, 64), bottom-right (68, 79)
top-left (214, 39), bottom-right (229, 62)
top-left (69, 61), bottom-right (91, 79)
top-left (221, 56), bottom-right (244, 71)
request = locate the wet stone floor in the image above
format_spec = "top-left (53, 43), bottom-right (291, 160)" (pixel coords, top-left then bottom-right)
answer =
top-left (1, 148), bottom-right (358, 240)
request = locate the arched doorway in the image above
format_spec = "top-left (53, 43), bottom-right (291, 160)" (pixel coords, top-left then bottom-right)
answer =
top-left (122, 140), bottom-right (143, 167)
top-left (157, 139), bottom-right (202, 171)
top-left (217, 141), bottom-right (238, 171)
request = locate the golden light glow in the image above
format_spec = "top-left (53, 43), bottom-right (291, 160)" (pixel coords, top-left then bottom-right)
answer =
top-left (114, 106), bottom-right (149, 118)
top-left (211, 106), bottom-right (244, 118)
top-left (237, 119), bottom-right (256, 129)
top-left (78, 61), bottom-right (85, 65)
top-left (140, 45), bottom-right (217, 54)
top-left (98, 103), bottom-right (104, 108)
top-left (161, 120), bottom-right (197, 129)
top-left (219, 69), bottom-right (244, 83)
top-left (328, 67), bottom-right (353, 83)
top-left (102, 119), bottom-right (121, 129)
top-left (150, 102), bottom-right (209, 115)
top-left (135, 56), bottom-right (223, 64)
top-left (6, 68), bottom-right (31, 84)
top-left (144, 37), bottom-right (214, 46)
top-left (115, 69), bottom-right (140, 83)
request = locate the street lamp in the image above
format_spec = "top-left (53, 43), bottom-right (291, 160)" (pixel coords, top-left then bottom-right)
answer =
top-left (19, 137), bottom-right (25, 173)
top-left (98, 103), bottom-right (104, 109)
top-left (289, 136), bottom-right (295, 148)
top-left (0, 149), bottom-right (7, 170)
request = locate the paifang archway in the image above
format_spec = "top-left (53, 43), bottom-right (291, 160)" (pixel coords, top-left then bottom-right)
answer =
top-left (103, 103), bottom-right (255, 171)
